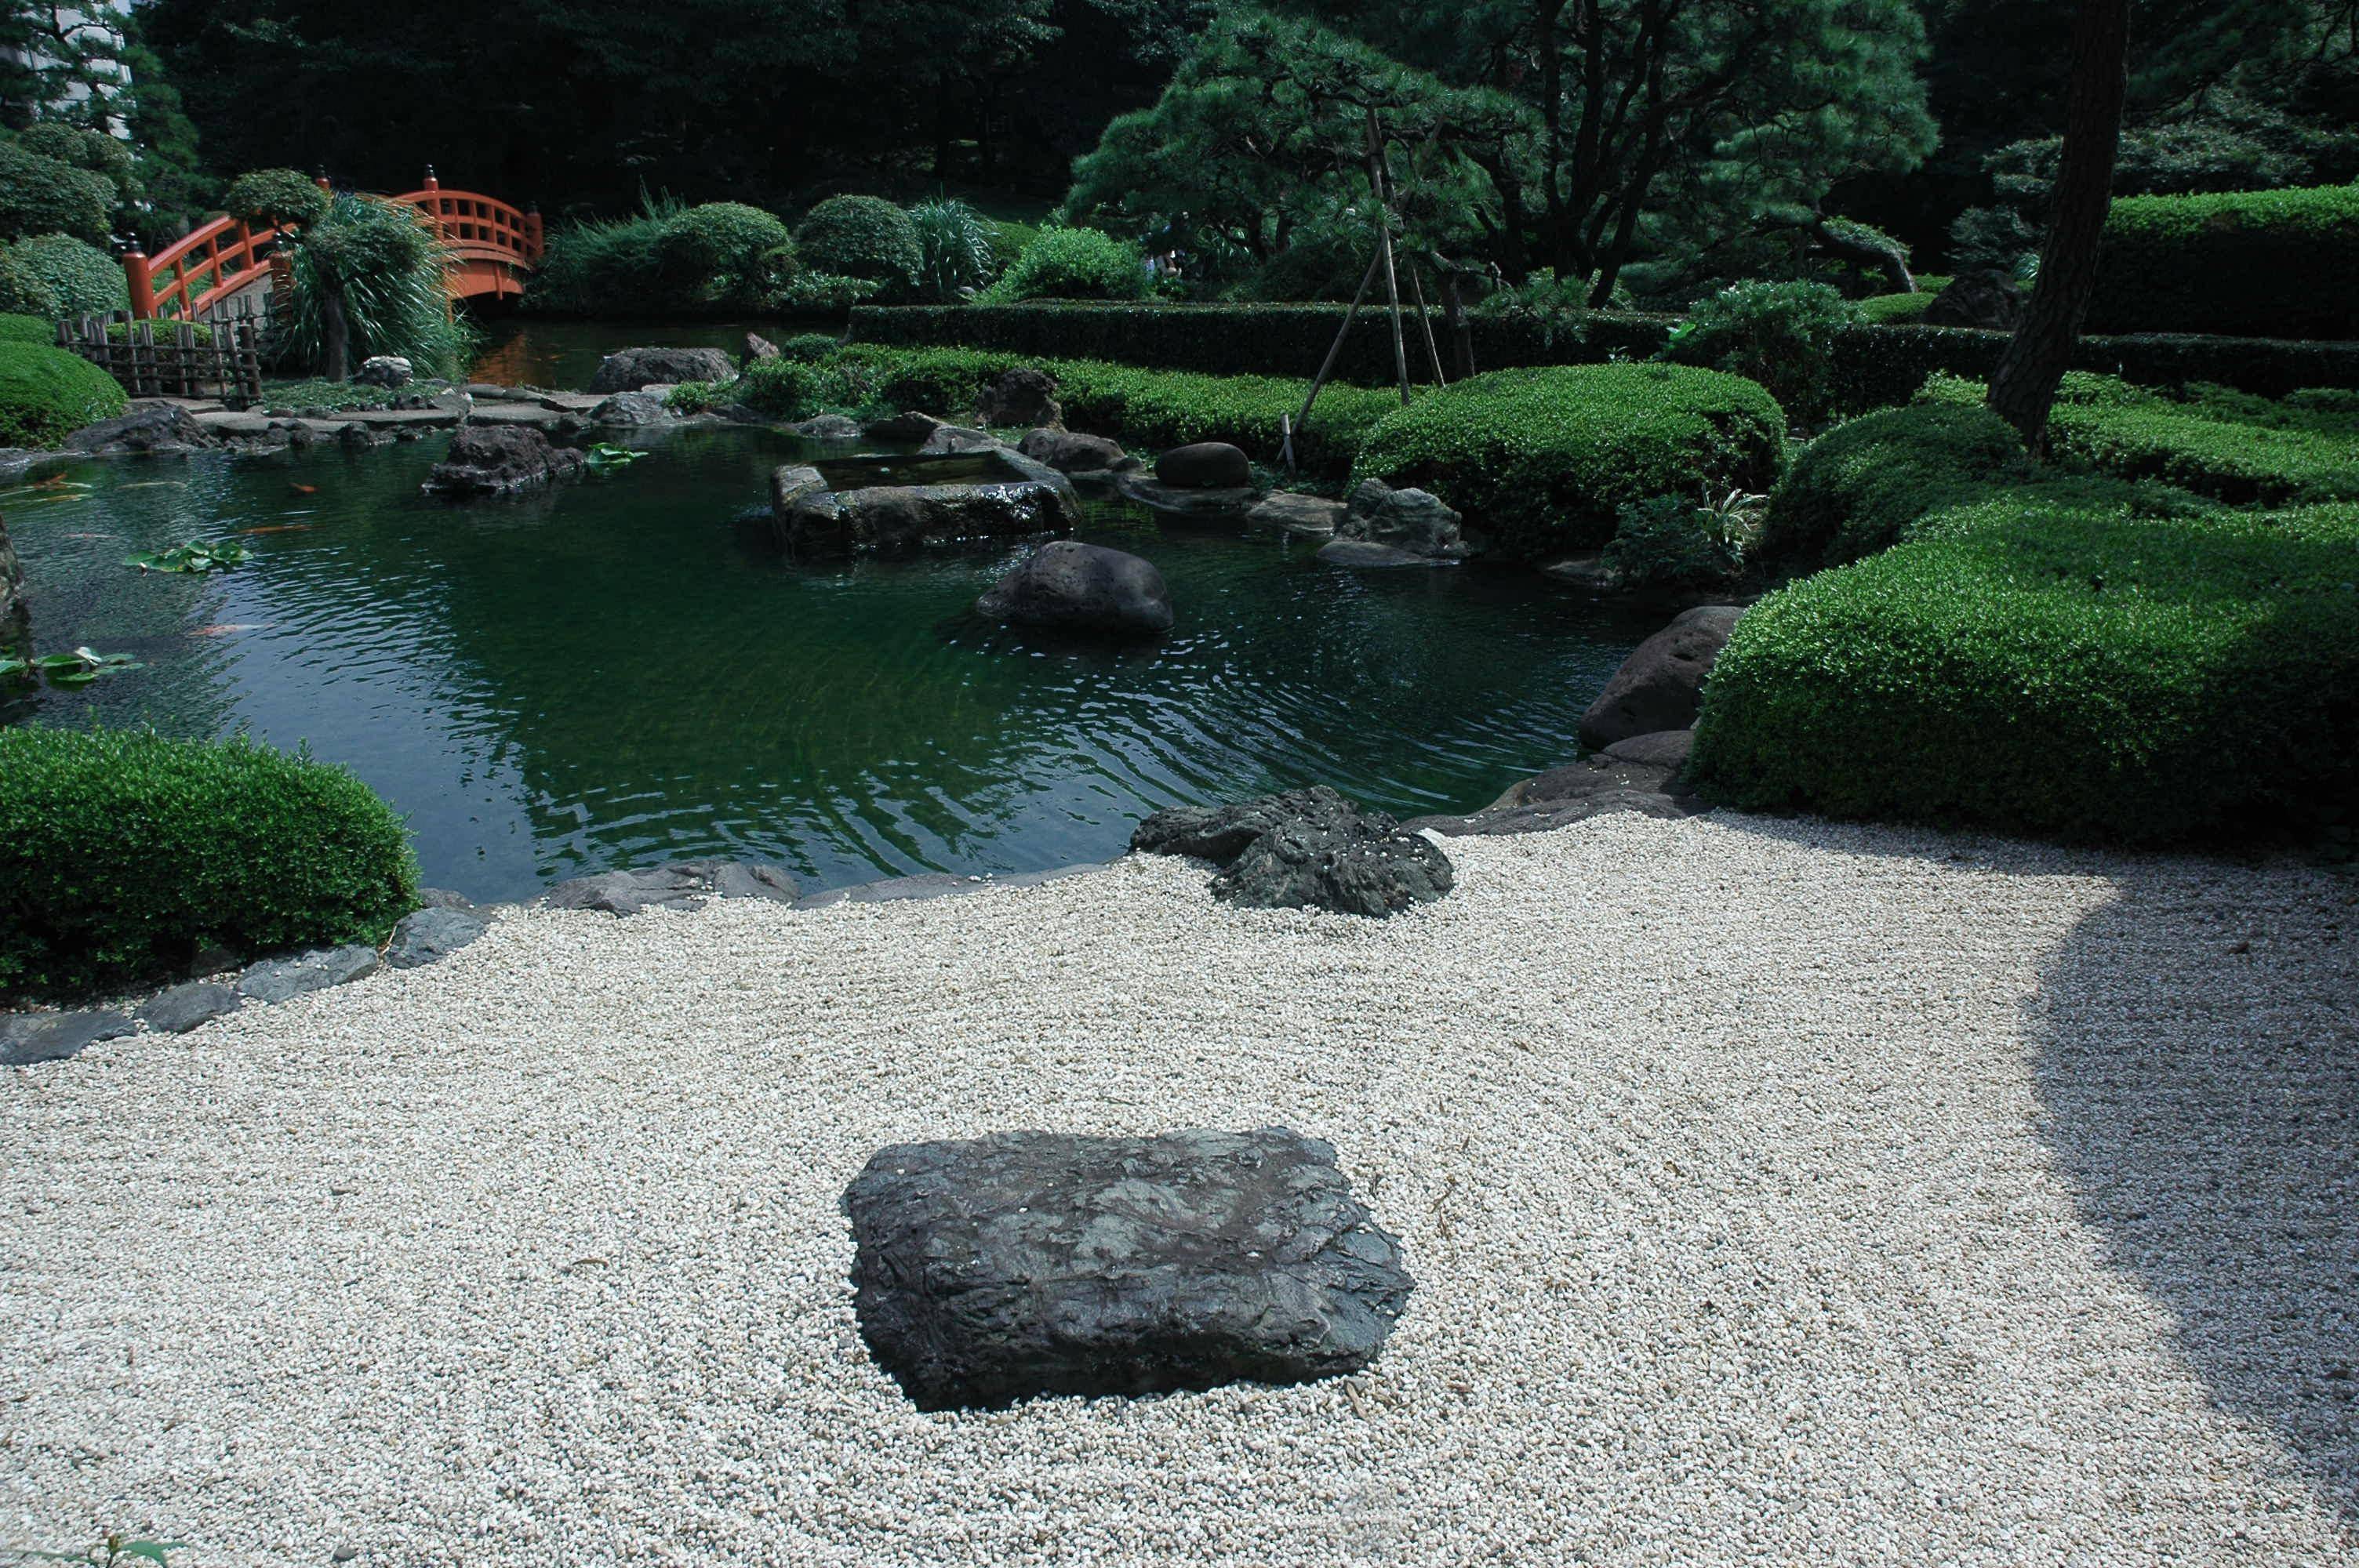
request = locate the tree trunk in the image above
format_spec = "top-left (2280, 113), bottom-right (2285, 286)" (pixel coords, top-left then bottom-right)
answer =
top-left (321, 283), bottom-right (349, 382)
top-left (1987, 0), bottom-right (2132, 450)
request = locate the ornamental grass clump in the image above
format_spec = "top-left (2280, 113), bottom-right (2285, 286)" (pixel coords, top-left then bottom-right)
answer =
top-left (0, 727), bottom-right (419, 1000)
top-left (278, 193), bottom-right (471, 379)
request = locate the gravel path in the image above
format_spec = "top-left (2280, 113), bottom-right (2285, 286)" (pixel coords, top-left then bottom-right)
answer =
top-left (4, 813), bottom-right (2354, 1566)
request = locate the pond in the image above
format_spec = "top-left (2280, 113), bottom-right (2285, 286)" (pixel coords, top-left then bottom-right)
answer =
top-left (3, 335), bottom-right (1656, 903)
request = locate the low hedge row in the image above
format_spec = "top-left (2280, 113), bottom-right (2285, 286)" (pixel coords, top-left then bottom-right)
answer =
top-left (0, 728), bottom-right (420, 1000)
top-left (2088, 184), bottom-right (2359, 341)
top-left (1689, 489), bottom-right (2359, 843)
top-left (1352, 364), bottom-right (1789, 560)
top-left (0, 339), bottom-right (125, 448)
top-left (850, 303), bottom-right (2359, 405)
top-left (1761, 401), bottom-right (2032, 567)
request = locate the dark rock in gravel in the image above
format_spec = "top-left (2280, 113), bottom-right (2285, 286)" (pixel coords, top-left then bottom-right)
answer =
top-left (1019, 427), bottom-right (1132, 475)
top-left (1134, 786), bottom-right (1453, 917)
top-left (976, 540), bottom-right (1173, 638)
top-left (1336, 479), bottom-right (1466, 559)
top-left (1407, 756), bottom-right (1703, 839)
top-left (421, 424), bottom-right (586, 498)
top-left (138, 982), bottom-right (244, 1035)
top-left (842, 1126), bottom-right (1413, 1410)
top-left (237, 945), bottom-right (381, 1004)
top-left (64, 403), bottom-right (223, 456)
top-left (545, 858), bottom-right (800, 916)
top-left (787, 414), bottom-right (863, 443)
top-left (1925, 270), bottom-right (2025, 332)
top-left (1578, 605), bottom-right (1743, 750)
top-left (0, 1010), bottom-right (133, 1065)
top-left (1602, 729), bottom-right (1695, 771)
top-left (589, 390), bottom-right (676, 427)
top-left (385, 906), bottom-right (489, 969)
top-left (416, 887), bottom-right (474, 909)
top-left (975, 367), bottom-right (1062, 430)
top-left (1157, 441), bottom-right (1252, 490)
top-left (1247, 492), bottom-right (1346, 537)
top-left (587, 346), bottom-right (736, 394)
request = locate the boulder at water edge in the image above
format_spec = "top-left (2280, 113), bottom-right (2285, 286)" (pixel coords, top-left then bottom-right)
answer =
top-left (1156, 441), bottom-right (1252, 489)
top-left (545, 858), bottom-right (801, 915)
top-left (842, 1127), bottom-right (1413, 1410)
top-left (1577, 605), bottom-right (1743, 750)
top-left (1018, 426), bottom-right (1132, 476)
top-left (587, 346), bottom-right (736, 394)
top-left (1132, 785), bottom-right (1454, 918)
top-left (975, 368), bottom-right (1062, 430)
top-left (976, 540), bottom-right (1173, 639)
top-left (1333, 479), bottom-right (1466, 560)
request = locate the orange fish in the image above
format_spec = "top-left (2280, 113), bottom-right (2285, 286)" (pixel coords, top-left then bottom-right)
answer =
top-left (289, 483), bottom-right (318, 495)
top-left (191, 624), bottom-right (264, 637)
top-left (234, 524), bottom-right (313, 535)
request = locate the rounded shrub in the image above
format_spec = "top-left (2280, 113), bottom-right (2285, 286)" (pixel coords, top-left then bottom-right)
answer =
top-left (1761, 401), bottom-right (2028, 566)
top-left (660, 201), bottom-right (791, 303)
top-left (0, 310), bottom-right (58, 343)
top-left (794, 196), bottom-right (922, 290)
top-left (1689, 490), bottom-right (2359, 843)
top-left (978, 227), bottom-right (1148, 303)
top-left (0, 727), bottom-right (420, 1001)
top-left (1660, 280), bottom-right (1858, 421)
top-left (1352, 363), bottom-right (1789, 560)
top-left (223, 167), bottom-right (329, 229)
top-left (0, 339), bottom-right (127, 448)
top-left (11, 232), bottom-right (128, 316)
top-left (0, 140), bottom-right (114, 245)
top-left (0, 252), bottom-right (62, 319)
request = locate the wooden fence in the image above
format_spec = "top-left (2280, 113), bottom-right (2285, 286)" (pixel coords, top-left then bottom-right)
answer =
top-left (57, 300), bottom-right (266, 404)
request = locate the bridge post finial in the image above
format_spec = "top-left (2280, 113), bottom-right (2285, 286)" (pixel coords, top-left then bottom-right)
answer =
top-left (314, 165), bottom-right (330, 192)
top-left (423, 164), bottom-right (439, 193)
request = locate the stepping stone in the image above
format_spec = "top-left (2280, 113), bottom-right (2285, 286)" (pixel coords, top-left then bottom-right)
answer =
top-left (138, 982), bottom-right (244, 1035)
top-left (0, 1011), bottom-right (133, 1066)
top-left (842, 1127), bottom-right (1413, 1410)
top-left (237, 945), bottom-right (380, 1004)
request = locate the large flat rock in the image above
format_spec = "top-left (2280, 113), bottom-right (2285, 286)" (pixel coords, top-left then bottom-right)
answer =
top-left (842, 1127), bottom-right (1413, 1410)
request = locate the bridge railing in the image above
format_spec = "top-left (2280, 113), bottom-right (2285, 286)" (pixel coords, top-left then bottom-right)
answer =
top-left (123, 169), bottom-right (542, 321)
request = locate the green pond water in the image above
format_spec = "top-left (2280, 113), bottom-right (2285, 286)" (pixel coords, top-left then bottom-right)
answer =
top-left (3, 327), bottom-right (1656, 902)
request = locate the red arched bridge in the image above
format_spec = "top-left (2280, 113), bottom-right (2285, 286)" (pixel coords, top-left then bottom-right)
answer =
top-left (124, 169), bottom-right (543, 321)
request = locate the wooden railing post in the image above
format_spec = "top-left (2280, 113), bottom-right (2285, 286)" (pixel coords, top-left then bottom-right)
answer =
top-left (523, 205), bottom-right (543, 263)
top-left (123, 249), bottom-right (157, 319)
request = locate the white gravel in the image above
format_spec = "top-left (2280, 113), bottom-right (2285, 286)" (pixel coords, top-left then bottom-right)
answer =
top-left (4, 811), bottom-right (2355, 1566)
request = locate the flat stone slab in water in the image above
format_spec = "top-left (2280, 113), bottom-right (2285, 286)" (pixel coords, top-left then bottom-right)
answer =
top-left (546, 858), bottom-right (800, 915)
top-left (842, 1127), bottom-right (1413, 1410)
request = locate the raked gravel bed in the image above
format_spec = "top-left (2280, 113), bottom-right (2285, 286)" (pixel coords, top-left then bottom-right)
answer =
top-left (3, 812), bottom-right (2355, 1566)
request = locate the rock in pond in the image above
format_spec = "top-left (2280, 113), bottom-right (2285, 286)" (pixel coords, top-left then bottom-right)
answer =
top-left (1577, 605), bottom-right (1743, 750)
top-left (588, 390), bottom-right (677, 427)
top-left (353, 354), bottom-right (413, 388)
top-left (1602, 729), bottom-right (1695, 771)
top-left (975, 367), bottom-right (1062, 430)
top-left (786, 414), bottom-right (863, 443)
top-left (976, 540), bottom-right (1173, 639)
top-left (771, 448), bottom-right (1081, 555)
top-left (422, 424), bottom-right (587, 498)
top-left (842, 1126), bottom-right (1413, 1410)
top-left (64, 403), bottom-right (224, 456)
top-left (237, 945), bottom-right (381, 1004)
top-left (1, 1010), bottom-right (133, 1066)
top-left (545, 858), bottom-right (800, 916)
top-left (0, 511), bottom-right (28, 654)
top-left (385, 906), bottom-right (490, 969)
top-left (138, 982), bottom-right (244, 1035)
top-left (863, 411), bottom-right (947, 443)
top-left (587, 346), bottom-right (736, 394)
top-left (1334, 479), bottom-right (1465, 560)
top-left (1133, 785), bottom-right (1454, 918)
top-left (1247, 492), bottom-right (1346, 538)
top-left (1157, 441), bottom-right (1252, 490)
top-left (1018, 426), bottom-right (1133, 477)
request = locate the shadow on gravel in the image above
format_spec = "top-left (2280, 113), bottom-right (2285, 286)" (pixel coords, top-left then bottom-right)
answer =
top-left (2028, 863), bottom-right (2359, 1515)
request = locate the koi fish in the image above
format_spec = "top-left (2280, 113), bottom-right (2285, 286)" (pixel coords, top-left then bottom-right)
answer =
top-left (191, 623), bottom-right (265, 637)
top-left (289, 483), bottom-right (318, 495)
top-left (234, 523), bottom-right (313, 535)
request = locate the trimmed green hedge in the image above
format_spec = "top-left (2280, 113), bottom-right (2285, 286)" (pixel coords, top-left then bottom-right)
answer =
top-left (11, 232), bottom-right (128, 316)
top-left (0, 339), bottom-right (126, 448)
top-left (0, 310), bottom-right (56, 344)
top-left (1352, 363), bottom-right (1788, 559)
top-left (1853, 277), bottom-right (1951, 325)
top-left (0, 728), bottom-right (420, 1000)
top-left (1689, 490), bottom-right (2359, 842)
top-left (851, 303), bottom-right (2359, 404)
top-left (2088, 184), bottom-right (2359, 341)
top-left (1761, 401), bottom-right (2031, 567)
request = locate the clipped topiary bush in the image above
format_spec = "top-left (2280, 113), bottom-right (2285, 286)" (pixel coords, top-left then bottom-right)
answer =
top-left (105, 318), bottom-right (215, 347)
top-left (1761, 401), bottom-right (2030, 566)
top-left (1852, 279), bottom-right (1950, 325)
top-left (2087, 184), bottom-right (2359, 340)
top-left (0, 339), bottom-right (127, 447)
top-left (0, 252), bottom-right (62, 320)
top-left (977, 227), bottom-right (1149, 303)
top-left (0, 140), bottom-right (114, 245)
top-left (660, 201), bottom-right (791, 305)
top-left (794, 196), bottom-right (922, 292)
top-left (10, 232), bottom-right (128, 317)
top-left (1659, 280), bottom-right (1858, 421)
top-left (1688, 489), bottom-right (2359, 843)
top-left (0, 727), bottom-right (420, 1000)
top-left (223, 167), bottom-right (329, 229)
top-left (0, 310), bottom-right (58, 343)
top-left (1352, 363), bottom-right (1789, 559)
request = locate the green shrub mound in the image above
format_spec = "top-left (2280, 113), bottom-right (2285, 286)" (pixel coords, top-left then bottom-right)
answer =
top-left (1660, 280), bottom-right (1856, 420)
top-left (794, 196), bottom-right (922, 291)
top-left (0, 728), bottom-right (420, 1000)
top-left (1762, 401), bottom-right (2030, 566)
top-left (0, 140), bottom-right (113, 245)
top-left (1690, 490), bottom-right (2359, 843)
top-left (977, 227), bottom-right (1147, 303)
top-left (0, 254), bottom-right (61, 320)
top-left (2088, 184), bottom-right (2359, 341)
top-left (0, 340), bottom-right (127, 448)
top-left (1852, 278), bottom-right (1950, 326)
top-left (223, 167), bottom-right (329, 229)
top-left (11, 233), bottom-right (128, 317)
top-left (0, 310), bottom-right (57, 343)
top-left (1351, 363), bottom-right (1788, 559)
top-left (105, 318), bottom-right (215, 347)
top-left (660, 201), bottom-right (791, 305)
